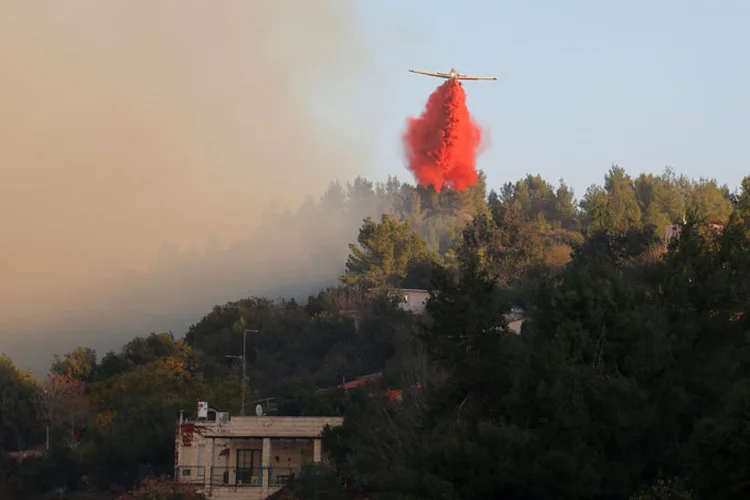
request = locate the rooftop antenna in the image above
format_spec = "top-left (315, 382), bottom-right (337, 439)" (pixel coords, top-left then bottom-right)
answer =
top-left (225, 329), bottom-right (258, 416)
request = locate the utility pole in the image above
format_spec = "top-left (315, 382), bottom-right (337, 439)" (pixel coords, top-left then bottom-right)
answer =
top-left (225, 329), bottom-right (257, 416)
top-left (43, 388), bottom-right (50, 452)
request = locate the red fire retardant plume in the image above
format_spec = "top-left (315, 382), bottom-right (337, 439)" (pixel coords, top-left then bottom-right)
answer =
top-left (403, 80), bottom-right (484, 192)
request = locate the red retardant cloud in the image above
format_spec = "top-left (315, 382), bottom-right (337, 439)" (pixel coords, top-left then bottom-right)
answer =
top-left (403, 80), bottom-right (484, 192)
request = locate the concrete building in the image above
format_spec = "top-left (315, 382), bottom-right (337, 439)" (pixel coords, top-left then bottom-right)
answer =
top-left (664, 224), bottom-right (681, 247)
top-left (506, 307), bottom-right (526, 334)
top-left (339, 288), bottom-right (430, 328)
top-left (343, 287), bottom-right (527, 335)
top-left (391, 288), bottom-right (430, 314)
top-left (664, 222), bottom-right (724, 249)
top-left (392, 288), bottom-right (526, 333)
top-left (175, 404), bottom-right (342, 499)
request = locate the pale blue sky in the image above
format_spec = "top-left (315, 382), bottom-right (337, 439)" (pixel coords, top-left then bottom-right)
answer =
top-left (352, 0), bottom-right (749, 199)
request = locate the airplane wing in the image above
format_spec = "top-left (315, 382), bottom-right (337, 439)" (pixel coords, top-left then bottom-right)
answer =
top-left (457, 75), bottom-right (497, 81)
top-left (409, 69), bottom-right (448, 78)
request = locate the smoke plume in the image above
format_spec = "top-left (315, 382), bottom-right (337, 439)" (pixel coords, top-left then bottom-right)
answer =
top-left (403, 80), bottom-right (484, 192)
top-left (0, 2), bottom-right (385, 373)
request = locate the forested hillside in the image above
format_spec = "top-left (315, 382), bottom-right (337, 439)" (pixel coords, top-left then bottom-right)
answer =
top-left (2, 166), bottom-right (749, 499)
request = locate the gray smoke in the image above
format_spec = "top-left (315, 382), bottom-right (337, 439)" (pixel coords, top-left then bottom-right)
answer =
top-left (0, 1), bottom-right (389, 373)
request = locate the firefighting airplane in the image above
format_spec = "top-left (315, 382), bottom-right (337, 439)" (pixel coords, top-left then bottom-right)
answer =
top-left (408, 67), bottom-right (497, 81)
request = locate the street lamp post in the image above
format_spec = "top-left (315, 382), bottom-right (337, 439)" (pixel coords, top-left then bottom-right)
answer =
top-left (225, 329), bottom-right (257, 417)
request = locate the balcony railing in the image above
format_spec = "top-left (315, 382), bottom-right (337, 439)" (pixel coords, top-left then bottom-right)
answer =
top-left (209, 466), bottom-right (261, 487)
top-left (272, 472), bottom-right (293, 486)
top-left (177, 466), bottom-right (294, 488)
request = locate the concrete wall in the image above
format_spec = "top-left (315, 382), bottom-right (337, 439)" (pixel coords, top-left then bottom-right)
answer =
top-left (201, 416), bottom-right (343, 438)
top-left (665, 224), bottom-right (681, 247)
top-left (266, 439), bottom-right (315, 476)
top-left (507, 319), bottom-right (525, 334)
top-left (393, 289), bottom-right (429, 314)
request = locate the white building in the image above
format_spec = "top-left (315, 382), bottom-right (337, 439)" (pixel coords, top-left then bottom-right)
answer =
top-left (176, 404), bottom-right (342, 499)
top-left (664, 224), bottom-right (681, 247)
top-left (391, 288), bottom-right (431, 314)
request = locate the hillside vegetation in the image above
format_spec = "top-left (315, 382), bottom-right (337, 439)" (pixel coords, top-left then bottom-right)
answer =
top-left (2, 167), bottom-right (750, 499)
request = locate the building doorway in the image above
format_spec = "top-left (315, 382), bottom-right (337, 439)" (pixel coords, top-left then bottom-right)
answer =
top-left (236, 448), bottom-right (260, 485)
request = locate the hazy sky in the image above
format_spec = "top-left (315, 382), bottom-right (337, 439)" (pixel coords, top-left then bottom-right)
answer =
top-left (2, 1), bottom-right (748, 373)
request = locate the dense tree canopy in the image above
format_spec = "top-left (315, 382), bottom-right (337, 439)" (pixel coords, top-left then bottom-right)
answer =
top-left (2, 168), bottom-right (749, 499)
top-left (341, 213), bottom-right (430, 288)
top-left (0, 356), bottom-right (38, 456)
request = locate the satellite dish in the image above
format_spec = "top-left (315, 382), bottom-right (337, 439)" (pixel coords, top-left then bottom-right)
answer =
top-left (255, 404), bottom-right (263, 416)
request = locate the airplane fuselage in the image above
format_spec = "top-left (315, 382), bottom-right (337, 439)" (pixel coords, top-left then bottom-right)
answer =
top-left (408, 67), bottom-right (497, 82)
